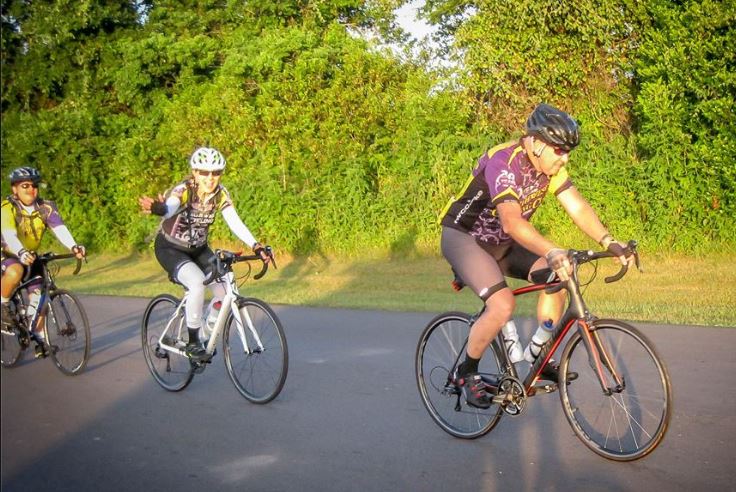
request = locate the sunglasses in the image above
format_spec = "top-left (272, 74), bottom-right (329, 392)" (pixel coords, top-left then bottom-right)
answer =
top-left (18, 183), bottom-right (39, 190)
top-left (551, 146), bottom-right (569, 157)
top-left (197, 170), bottom-right (223, 177)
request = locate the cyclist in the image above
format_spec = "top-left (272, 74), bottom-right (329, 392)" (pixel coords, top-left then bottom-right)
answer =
top-left (1, 167), bottom-right (86, 357)
top-left (138, 147), bottom-right (270, 360)
top-left (439, 103), bottom-right (632, 409)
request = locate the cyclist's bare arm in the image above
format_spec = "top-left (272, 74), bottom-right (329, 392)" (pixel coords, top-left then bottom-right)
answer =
top-left (556, 187), bottom-right (632, 266)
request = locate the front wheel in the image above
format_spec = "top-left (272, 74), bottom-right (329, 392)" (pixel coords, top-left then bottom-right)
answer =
top-left (141, 294), bottom-right (194, 391)
top-left (416, 312), bottom-right (504, 439)
top-left (223, 298), bottom-right (288, 404)
top-left (45, 290), bottom-right (91, 375)
top-left (559, 319), bottom-right (672, 461)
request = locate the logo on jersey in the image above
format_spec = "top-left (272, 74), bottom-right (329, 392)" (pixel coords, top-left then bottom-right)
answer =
top-left (495, 170), bottom-right (516, 192)
top-left (454, 189), bottom-right (484, 224)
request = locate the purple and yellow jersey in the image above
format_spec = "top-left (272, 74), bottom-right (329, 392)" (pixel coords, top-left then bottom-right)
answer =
top-left (159, 179), bottom-right (234, 248)
top-left (440, 141), bottom-right (572, 246)
top-left (1, 197), bottom-right (65, 255)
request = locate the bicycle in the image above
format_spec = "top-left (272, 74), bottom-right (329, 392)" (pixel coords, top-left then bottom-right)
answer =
top-left (141, 248), bottom-right (288, 404)
top-left (0, 252), bottom-right (91, 375)
top-left (416, 241), bottom-right (672, 461)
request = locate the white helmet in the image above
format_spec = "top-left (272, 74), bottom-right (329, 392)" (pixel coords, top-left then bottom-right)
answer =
top-left (190, 147), bottom-right (226, 171)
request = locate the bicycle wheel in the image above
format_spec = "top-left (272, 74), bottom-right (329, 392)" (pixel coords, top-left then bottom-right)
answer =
top-left (559, 319), bottom-right (672, 461)
top-left (223, 298), bottom-right (288, 404)
top-left (416, 312), bottom-right (504, 439)
top-left (1, 325), bottom-right (24, 367)
top-left (45, 290), bottom-right (91, 375)
top-left (141, 294), bottom-right (194, 391)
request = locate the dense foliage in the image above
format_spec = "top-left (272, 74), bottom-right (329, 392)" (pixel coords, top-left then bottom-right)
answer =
top-left (1, 0), bottom-right (733, 255)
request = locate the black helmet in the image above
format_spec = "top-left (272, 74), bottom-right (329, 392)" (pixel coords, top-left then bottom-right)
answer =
top-left (9, 166), bottom-right (42, 185)
top-left (525, 104), bottom-right (580, 152)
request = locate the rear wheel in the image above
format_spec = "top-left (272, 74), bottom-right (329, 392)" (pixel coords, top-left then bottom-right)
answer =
top-left (223, 298), bottom-right (288, 404)
top-left (141, 294), bottom-right (194, 391)
top-left (1, 325), bottom-right (24, 368)
top-left (559, 319), bottom-right (672, 461)
top-left (45, 290), bottom-right (91, 375)
top-left (416, 312), bottom-right (504, 439)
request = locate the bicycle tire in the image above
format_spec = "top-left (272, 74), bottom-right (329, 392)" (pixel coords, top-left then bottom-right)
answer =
top-left (1, 326), bottom-right (24, 367)
top-left (141, 294), bottom-right (194, 391)
top-left (416, 312), bottom-right (504, 439)
top-left (559, 319), bottom-right (672, 461)
top-left (45, 290), bottom-right (91, 375)
top-left (223, 298), bottom-right (288, 404)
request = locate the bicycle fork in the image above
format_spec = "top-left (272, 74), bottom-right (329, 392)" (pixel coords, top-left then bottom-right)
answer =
top-left (228, 299), bottom-right (266, 354)
top-left (577, 320), bottom-right (625, 395)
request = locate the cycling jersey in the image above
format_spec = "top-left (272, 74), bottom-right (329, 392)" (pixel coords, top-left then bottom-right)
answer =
top-left (159, 179), bottom-right (234, 248)
top-left (0, 196), bottom-right (65, 256)
top-left (440, 141), bottom-right (573, 247)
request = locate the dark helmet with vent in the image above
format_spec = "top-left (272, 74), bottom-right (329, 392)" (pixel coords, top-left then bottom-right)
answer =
top-left (9, 167), bottom-right (42, 185)
top-left (525, 104), bottom-right (580, 152)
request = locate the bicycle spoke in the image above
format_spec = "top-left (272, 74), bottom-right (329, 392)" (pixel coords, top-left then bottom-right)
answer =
top-left (224, 299), bottom-right (287, 404)
top-left (46, 291), bottom-right (90, 375)
top-left (560, 321), bottom-right (671, 461)
top-left (416, 312), bottom-right (504, 439)
top-left (141, 295), bottom-right (194, 391)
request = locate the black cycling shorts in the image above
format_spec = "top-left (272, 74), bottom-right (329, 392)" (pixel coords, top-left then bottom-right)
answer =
top-left (154, 233), bottom-right (215, 283)
top-left (441, 226), bottom-right (541, 299)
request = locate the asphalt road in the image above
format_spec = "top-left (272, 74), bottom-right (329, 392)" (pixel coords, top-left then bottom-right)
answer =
top-left (1, 295), bottom-right (735, 492)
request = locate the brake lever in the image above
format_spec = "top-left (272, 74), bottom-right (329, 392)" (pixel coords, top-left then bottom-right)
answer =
top-left (627, 240), bottom-right (643, 273)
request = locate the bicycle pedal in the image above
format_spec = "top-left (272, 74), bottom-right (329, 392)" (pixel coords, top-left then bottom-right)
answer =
top-left (534, 383), bottom-right (558, 394)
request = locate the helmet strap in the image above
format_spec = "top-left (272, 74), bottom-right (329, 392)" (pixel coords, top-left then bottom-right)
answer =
top-left (533, 141), bottom-right (546, 158)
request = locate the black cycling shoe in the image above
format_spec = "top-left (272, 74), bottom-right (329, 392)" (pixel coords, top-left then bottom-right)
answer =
top-left (459, 373), bottom-right (492, 409)
top-left (540, 360), bottom-right (578, 384)
top-left (185, 342), bottom-right (207, 361)
top-left (34, 343), bottom-right (49, 359)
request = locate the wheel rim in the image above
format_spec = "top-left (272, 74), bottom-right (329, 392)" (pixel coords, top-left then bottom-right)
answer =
top-left (46, 291), bottom-right (90, 375)
top-left (1, 325), bottom-right (23, 367)
top-left (224, 299), bottom-right (287, 404)
top-left (416, 313), bottom-right (503, 439)
top-left (141, 295), bottom-right (193, 391)
top-left (560, 322), bottom-right (672, 460)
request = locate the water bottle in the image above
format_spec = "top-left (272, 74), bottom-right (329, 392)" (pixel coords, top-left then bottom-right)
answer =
top-left (524, 319), bottom-right (555, 363)
top-left (26, 291), bottom-right (41, 318)
top-left (202, 299), bottom-right (222, 340)
top-left (502, 320), bottom-right (524, 363)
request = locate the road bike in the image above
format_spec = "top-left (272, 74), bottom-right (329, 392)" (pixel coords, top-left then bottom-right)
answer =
top-left (141, 248), bottom-right (288, 404)
top-left (416, 241), bottom-right (672, 461)
top-left (1, 252), bottom-right (91, 375)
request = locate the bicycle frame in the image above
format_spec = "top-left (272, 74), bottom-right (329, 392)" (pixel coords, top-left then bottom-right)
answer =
top-left (155, 267), bottom-right (267, 360)
top-left (9, 253), bottom-right (80, 339)
top-left (464, 247), bottom-right (636, 400)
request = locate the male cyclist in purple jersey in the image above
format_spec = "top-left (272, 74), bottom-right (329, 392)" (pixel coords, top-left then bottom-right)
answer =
top-left (138, 147), bottom-right (270, 360)
top-left (440, 104), bottom-right (633, 408)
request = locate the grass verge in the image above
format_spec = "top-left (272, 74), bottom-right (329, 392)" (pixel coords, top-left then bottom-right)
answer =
top-left (52, 249), bottom-right (735, 327)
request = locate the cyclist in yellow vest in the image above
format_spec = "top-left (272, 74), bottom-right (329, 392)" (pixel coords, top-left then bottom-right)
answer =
top-left (1, 167), bottom-right (86, 357)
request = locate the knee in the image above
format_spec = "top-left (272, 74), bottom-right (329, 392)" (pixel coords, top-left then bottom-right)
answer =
top-left (188, 283), bottom-right (206, 297)
top-left (3, 265), bottom-right (23, 283)
top-left (486, 289), bottom-right (515, 321)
